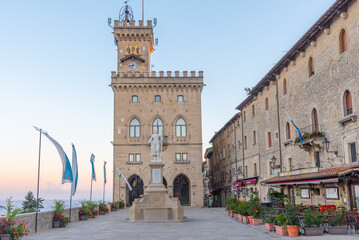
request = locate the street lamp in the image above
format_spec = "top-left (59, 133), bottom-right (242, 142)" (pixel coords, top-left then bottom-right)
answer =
top-left (322, 138), bottom-right (338, 157)
top-left (271, 156), bottom-right (277, 165)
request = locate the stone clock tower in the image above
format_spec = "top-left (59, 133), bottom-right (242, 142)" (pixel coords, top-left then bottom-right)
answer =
top-left (111, 13), bottom-right (204, 207)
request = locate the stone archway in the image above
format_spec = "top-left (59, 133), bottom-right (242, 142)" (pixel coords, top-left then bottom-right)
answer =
top-left (173, 174), bottom-right (190, 206)
top-left (128, 175), bottom-right (144, 206)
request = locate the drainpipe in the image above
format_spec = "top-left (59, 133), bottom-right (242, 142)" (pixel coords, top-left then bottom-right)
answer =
top-left (234, 123), bottom-right (238, 180)
top-left (275, 78), bottom-right (283, 171)
top-left (241, 112), bottom-right (245, 178)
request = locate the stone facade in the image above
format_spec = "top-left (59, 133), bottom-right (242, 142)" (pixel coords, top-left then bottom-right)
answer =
top-left (210, 0), bottom-right (359, 208)
top-left (111, 20), bottom-right (204, 207)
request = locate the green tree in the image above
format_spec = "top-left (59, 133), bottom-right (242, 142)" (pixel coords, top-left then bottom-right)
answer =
top-left (22, 191), bottom-right (44, 213)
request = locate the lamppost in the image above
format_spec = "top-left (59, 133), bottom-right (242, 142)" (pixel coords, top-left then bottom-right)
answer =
top-left (322, 138), bottom-right (338, 157)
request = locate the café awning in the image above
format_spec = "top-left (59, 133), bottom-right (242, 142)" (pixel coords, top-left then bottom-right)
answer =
top-left (233, 177), bottom-right (258, 187)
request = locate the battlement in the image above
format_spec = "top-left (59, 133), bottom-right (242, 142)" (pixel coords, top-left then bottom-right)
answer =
top-left (111, 71), bottom-right (204, 79)
top-left (114, 20), bottom-right (152, 28)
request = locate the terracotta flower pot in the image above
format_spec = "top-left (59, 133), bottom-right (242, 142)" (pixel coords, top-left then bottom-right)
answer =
top-left (0, 234), bottom-right (12, 240)
top-left (248, 215), bottom-right (254, 224)
top-left (287, 225), bottom-right (299, 237)
top-left (275, 225), bottom-right (288, 236)
top-left (53, 221), bottom-right (61, 228)
top-left (99, 210), bottom-right (105, 215)
top-left (230, 210), bottom-right (234, 218)
top-left (79, 214), bottom-right (88, 220)
top-left (252, 218), bottom-right (260, 226)
top-left (242, 216), bottom-right (248, 224)
top-left (265, 223), bottom-right (274, 231)
top-left (237, 214), bottom-right (242, 222)
top-left (304, 227), bottom-right (324, 236)
top-left (328, 225), bottom-right (347, 235)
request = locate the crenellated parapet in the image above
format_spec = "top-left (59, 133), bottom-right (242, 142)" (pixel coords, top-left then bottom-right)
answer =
top-left (112, 70), bottom-right (203, 79)
top-left (114, 20), bottom-right (153, 42)
top-left (110, 71), bottom-right (204, 93)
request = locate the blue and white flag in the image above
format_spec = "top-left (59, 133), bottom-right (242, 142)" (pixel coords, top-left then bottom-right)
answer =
top-left (42, 132), bottom-right (73, 184)
top-left (71, 144), bottom-right (78, 196)
top-left (118, 168), bottom-right (132, 191)
top-left (90, 154), bottom-right (96, 181)
top-left (284, 109), bottom-right (303, 146)
top-left (103, 161), bottom-right (107, 184)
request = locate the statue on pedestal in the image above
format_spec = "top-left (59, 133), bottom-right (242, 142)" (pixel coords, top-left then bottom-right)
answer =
top-left (148, 129), bottom-right (163, 162)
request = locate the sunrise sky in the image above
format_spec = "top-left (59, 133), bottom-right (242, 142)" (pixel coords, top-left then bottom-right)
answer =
top-left (0, 0), bottom-right (334, 202)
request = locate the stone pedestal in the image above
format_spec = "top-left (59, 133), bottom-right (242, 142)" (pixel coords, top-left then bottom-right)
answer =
top-left (129, 162), bottom-right (184, 221)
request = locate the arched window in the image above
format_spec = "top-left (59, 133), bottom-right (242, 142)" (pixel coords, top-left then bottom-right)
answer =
top-left (152, 117), bottom-right (164, 135)
top-left (340, 29), bottom-right (348, 54)
top-left (176, 118), bottom-right (186, 137)
top-left (283, 79), bottom-right (287, 96)
top-left (265, 98), bottom-right (269, 111)
top-left (286, 122), bottom-right (291, 140)
top-left (308, 57), bottom-right (315, 77)
top-left (344, 90), bottom-right (353, 116)
top-left (129, 118), bottom-right (140, 137)
top-left (312, 108), bottom-right (319, 132)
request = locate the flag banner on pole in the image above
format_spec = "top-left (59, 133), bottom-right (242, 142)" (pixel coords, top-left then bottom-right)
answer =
top-left (90, 154), bottom-right (96, 181)
top-left (103, 161), bottom-right (107, 184)
top-left (284, 109), bottom-right (303, 146)
top-left (71, 144), bottom-right (78, 196)
top-left (118, 168), bottom-right (132, 191)
top-left (42, 132), bottom-right (73, 184)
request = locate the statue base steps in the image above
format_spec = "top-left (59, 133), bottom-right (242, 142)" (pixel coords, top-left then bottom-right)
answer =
top-left (129, 183), bottom-right (185, 222)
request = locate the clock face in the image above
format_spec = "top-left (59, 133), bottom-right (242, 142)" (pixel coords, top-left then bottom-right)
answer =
top-left (128, 61), bottom-right (138, 70)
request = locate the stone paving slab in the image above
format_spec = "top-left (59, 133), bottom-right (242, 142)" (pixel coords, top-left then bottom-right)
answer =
top-left (23, 207), bottom-right (359, 240)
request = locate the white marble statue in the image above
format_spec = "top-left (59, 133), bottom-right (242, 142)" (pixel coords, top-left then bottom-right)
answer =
top-left (148, 129), bottom-right (163, 161)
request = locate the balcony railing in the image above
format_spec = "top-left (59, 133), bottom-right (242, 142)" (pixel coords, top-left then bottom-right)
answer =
top-left (294, 124), bottom-right (325, 151)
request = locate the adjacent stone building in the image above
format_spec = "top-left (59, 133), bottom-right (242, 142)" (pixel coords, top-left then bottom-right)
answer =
top-left (210, 0), bottom-right (359, 208)
top-left (110, 18), bottom-right (204, 207)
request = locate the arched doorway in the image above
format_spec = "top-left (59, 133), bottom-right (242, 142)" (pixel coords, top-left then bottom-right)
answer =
top-left (128, 175), bottom-right (144, 206)
top-left (173, 174), bottom-right (190, 206)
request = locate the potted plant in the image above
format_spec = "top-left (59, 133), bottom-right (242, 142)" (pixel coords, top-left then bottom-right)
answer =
top-left (327, 208), bottom-right (348, 235)
top-left (53, 200), bottom-right (70, 228)
top-left (79, 200), bottom-right (91, 220)
top-left (303, 208), bottom-right (325, 236)
top-left (238, 201), bottom-right (249, 224)
top-left (247, 195), bottom-right (260, 225)
top-left (235, 202), bottom-right (243, 221)
top-left (86, 201), bottom-right (99, 218)
top-left (263, 212), bottom-right (275, 231)
top-left (225, 198), bottom-right (238, 218)
top-left (274, 213), bottom-right (288, 236)
top-left (285, 204), bottom-right (300, 237)
top-left (119, 199), bottom-right (125, 209)
top-left (112, 201), bottom-right (120, 211)
top-left (98, 201), bottom-right (109, 215)
top-left (0, 198), bottom-right (29, 240)
top-left (252, 206), bottom-right (262, 225)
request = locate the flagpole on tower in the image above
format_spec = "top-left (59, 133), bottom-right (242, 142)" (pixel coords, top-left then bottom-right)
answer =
top-left (142, 0), bottom-right (144, 21)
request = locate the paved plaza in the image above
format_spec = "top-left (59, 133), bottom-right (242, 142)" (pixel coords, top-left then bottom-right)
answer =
top-left (24, 208), bottom-right (359, 240)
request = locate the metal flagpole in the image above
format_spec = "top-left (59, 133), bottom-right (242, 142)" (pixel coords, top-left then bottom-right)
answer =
top-left (90, 172), bottom-right (93, 201)
top-left (33, 126), bottom-right (43, 234)
top-left (103, 180), bottom-right (105, 202)
top-left (69, 192), bottom-right (72, 220)
top-left (142, 0), bottom-right (144, 21)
